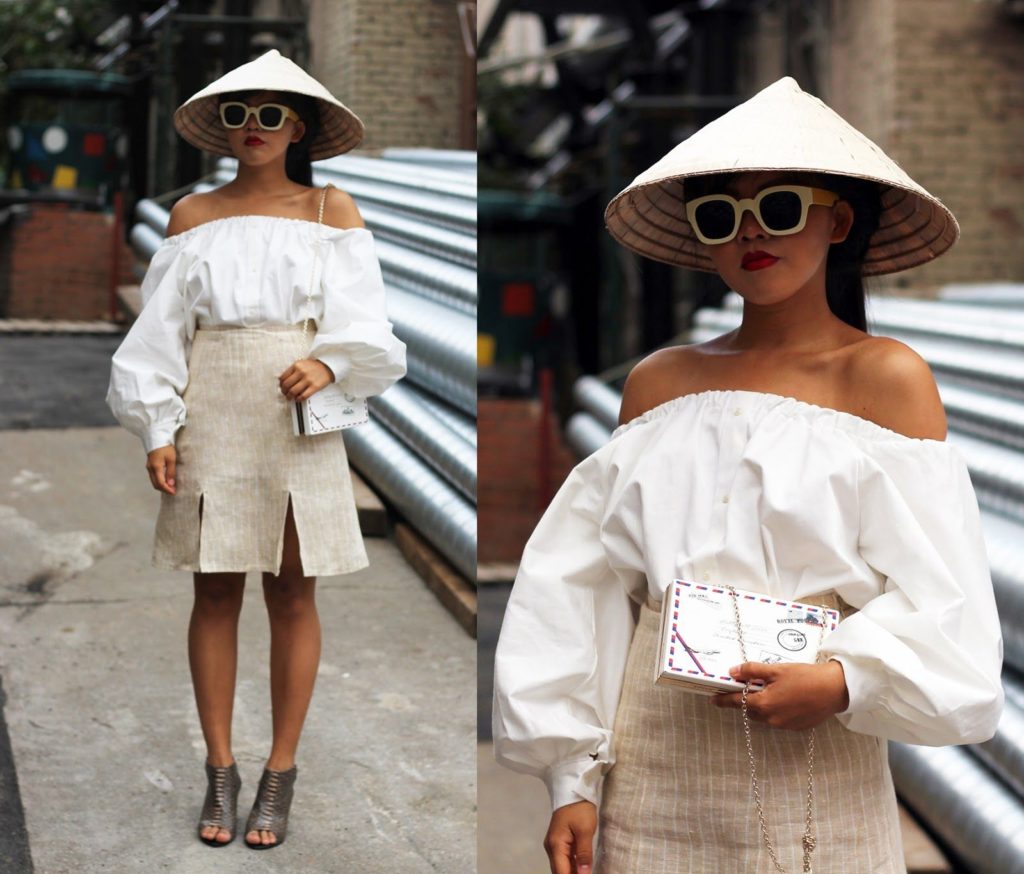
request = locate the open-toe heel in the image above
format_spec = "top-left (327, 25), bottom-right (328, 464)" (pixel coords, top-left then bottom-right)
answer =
top-left (245, 765), bottom-right (298, 849)
top-left (197, 761), bottom-right (241, 847)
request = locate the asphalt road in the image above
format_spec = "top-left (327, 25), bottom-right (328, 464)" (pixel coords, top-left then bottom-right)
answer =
top-left (0, 334), bottom-right (124, 430)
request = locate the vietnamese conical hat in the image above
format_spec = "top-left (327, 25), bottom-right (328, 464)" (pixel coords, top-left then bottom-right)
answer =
top-left (173, 49), bottom-right (364, 161)
top-left (604, 77), bottom-right (958, 276)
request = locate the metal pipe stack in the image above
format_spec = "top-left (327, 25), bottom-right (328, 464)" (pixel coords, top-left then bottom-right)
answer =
top-left (129, 151), bottom-right (477, 582)
top-left (570, 287), bottom-right (1024, 872)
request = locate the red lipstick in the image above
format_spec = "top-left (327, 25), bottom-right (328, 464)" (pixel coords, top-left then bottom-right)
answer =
top-left (244, 135), bottom-right (264, 146)
top-left (741, 251), bottom-right (779, 271)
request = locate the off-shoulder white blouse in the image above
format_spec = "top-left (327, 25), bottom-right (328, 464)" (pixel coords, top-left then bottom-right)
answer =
top-left (106, 216), bottom-right (407, 452)
top-left (492, 389), bottom-right (1004, 811)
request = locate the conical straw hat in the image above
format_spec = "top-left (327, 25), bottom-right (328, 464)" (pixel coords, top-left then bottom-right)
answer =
top-left (604, 77), bottom-right (958, 276)
top-left (173, 49), bottom-right (364, 161)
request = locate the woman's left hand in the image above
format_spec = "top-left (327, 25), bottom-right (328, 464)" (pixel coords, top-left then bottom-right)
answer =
top-left (712, 659), bottom-right (850, 730)
top-left (279, 358), bottom-right (336, 401)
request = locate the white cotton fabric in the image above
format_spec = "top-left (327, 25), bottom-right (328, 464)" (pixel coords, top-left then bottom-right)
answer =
top-left (492, 389), bottom-right (1004, 812)
top-left (106, 216), bottom-right (407, 452)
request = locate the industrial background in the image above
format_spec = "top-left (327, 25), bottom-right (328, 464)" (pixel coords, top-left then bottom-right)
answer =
top-left (476, 2), bottom-right (1024, 873)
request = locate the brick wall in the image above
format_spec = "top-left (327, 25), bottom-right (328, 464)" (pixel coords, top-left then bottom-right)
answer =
top-left (310, 0), bottom-right (469, 150)
top-left (5, 205), bottom-right (135, 320)
top-left (827, 0), bottom-right (897, 154)
top-left (827, 0), bottom-right (1024, 290)
top-left (886, 0), bottom-right (1023, 288)
top-left (741, 0), bottom-right (1024, 292)
top-left (478, 398), bottom-right (579, 564)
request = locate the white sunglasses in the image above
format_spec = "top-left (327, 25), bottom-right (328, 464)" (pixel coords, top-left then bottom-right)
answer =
top-left (685, 184), bottom-right (839, 245)
top-left (218, 101), bottom-right (300, 131)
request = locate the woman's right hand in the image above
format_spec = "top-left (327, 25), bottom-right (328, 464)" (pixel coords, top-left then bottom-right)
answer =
top-left (544, 800), bottom-right (597, 874)
top-left (146, 445), bottom-right (177, 495)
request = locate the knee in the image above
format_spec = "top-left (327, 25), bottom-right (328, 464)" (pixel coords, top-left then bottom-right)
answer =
top-left (194, 575), bottom-right (244, 618)
top-left (263, 577), bottom-right (316, 622)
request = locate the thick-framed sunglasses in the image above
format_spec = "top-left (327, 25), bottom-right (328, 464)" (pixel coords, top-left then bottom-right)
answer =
top-left (218, 101), bottom-right (300, 131)
top-left (685, 184), bottom-right (840, 245)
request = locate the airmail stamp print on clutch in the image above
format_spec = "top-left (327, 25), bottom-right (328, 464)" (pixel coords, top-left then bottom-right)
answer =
top-left (655, 580), bottom-right (840, 695)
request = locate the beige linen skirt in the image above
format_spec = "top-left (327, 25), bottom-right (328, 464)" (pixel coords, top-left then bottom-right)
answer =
top-left (152, 324), bottom-right (368, 577)
top-left (597, 594), bottom-right (905, 874)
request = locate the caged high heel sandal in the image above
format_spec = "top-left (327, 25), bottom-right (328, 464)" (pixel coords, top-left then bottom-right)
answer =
top-left (245, 764), bottom-right (298, 849)
top-left (197, 761), bottom-right (241, 847)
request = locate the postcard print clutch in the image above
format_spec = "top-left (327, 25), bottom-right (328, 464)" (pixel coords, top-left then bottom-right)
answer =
top-left (655, 580), bottom-right (840, 695)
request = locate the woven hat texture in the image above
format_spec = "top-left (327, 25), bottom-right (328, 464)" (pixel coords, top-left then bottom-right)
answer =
top-left (604, 77), bottom-right (959, 275)
top-left (173, 49), bottom-right (363, 161)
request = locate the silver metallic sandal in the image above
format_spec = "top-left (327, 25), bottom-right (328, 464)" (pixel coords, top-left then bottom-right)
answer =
top-left (197, 761), bottom-right (241, 847)
top-left (244, 765), bottom-right (298, 849)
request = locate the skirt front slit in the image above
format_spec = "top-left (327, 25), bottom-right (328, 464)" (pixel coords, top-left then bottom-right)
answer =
top-left (597, 596), bottom-right (905, 874)
top-left (152, 324), bottom-right (368, 577)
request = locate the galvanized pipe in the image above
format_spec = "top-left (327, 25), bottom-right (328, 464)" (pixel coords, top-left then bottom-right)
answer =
top-left (573, 375), bottom-right (622, 431)
top-left (980, 511), bottom-right (1024, 674)
top-left (129, 222), bottom-right (163, 261)
top-left (381, 147), bottom-right (477, 172)
top-left (359, 202), bottom-right (476, 269)
top-left (317, 173), bottom-right (476, 233)
top-left (866, 298), bottom-right (1024, 350)
top-left (369, 382), bottom-right (476, 503)
top-left (940, 284), bottom-right (1024, 307)
top-left (949, 431), bottom-right (1024, 525)
top-left (318, 154), bottom-right (477, 201)
top-left (414, 393), bottom-right (478, 447)
top-left (344, 419), bottom-right (476, 580)
top-left (375, 238), bottom-right (477, 313)
top-left (939, 382), bottom-right (1024, 452)
top-left (717, 290), bottom-right (1024, 349)
top-left (387, 288), bottom-right (476, 416)
top-left (971, 672), bottom-right (1024, 799)
top-left (134, 198), bottom-right (170, 236)
top-left (566, 411), bottom-right (613, 458)
top-left (889, 742), bottom-right (1024, 874)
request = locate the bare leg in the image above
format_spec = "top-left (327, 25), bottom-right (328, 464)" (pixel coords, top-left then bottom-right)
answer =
top-left (189, 571), bottom-right (246, 843)
top-left (247, 501), bottom-right (320, 847)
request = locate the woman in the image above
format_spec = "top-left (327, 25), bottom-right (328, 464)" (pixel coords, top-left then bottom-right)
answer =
top-left (107, 49), bottom-right (406, 849)
top-left (492, 77), bottom-right (1003, 873)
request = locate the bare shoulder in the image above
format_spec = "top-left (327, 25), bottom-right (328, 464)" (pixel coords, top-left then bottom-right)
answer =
top-left (165, 192), bottom-right (211, 237)
top-left (619, 345), bottom-right (705, 425)
top-left (320, 185), bottom-right (365, 230)
top-left (846, 336), bottom-right (947, 440)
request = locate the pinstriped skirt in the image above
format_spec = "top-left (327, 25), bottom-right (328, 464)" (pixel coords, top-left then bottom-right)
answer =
top-left (152, 325), bottom-right (368, 577)
top-left (597, 594), bottom-right (905, 874)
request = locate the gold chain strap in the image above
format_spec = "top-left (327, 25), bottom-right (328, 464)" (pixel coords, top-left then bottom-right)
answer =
top-left (302, 183), bottom-right (334, 344)
top-left (726, 585), bottom-right (827, 874)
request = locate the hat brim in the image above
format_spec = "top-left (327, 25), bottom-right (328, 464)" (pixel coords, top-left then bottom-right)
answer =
top-left (605, 169), bottom-right (959, 277)
top-left (173, 50), bottom-right (364, 161)
top-left (175, 93), bottom-right (363, 161)
top-left (603, 77), bottom-right (960, 277)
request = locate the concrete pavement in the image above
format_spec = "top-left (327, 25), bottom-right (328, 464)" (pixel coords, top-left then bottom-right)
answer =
top-left (0, 425), bottom-right (475, 873)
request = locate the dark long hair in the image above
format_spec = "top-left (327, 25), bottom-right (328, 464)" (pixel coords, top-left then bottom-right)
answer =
top-left (820, 173), bottom-right (881, 332)
top-left (218, 90), bottom-right (321, 186)
top-left (684, 172), bottom-right (882, 331)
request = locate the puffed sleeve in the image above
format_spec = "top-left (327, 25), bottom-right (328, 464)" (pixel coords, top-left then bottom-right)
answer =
top-left (105, 239), bottom-right (191, 453)
top-left (308, 229), bottom-right (406, 397)
top-left (493, 452), bottom-right (644, 811)
top-left (821, 439), bottom-right (1004, 745)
